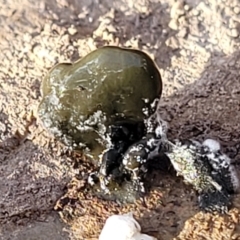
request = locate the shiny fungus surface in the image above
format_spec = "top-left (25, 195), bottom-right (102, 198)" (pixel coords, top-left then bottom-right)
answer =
top-left (38, 46), bottom-right (162, 161)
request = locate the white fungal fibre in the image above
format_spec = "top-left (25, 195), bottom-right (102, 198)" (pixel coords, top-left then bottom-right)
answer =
top-left (203, 139), bottom-right (239, 192)
top-left (203, 139), bottom-right (231, 169)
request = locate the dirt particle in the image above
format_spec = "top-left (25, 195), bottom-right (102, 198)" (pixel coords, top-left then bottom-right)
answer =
top-left (168, 19), bottom-right (179, 30)
top-left (68, 26), bottom-right (78, 35)
top-left (233, 6), bottom-right (240, 15)
top-left (229, 28), bottom-right (239, 38)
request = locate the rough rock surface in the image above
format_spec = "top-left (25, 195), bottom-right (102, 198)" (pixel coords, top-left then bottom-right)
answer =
top-left (1, 0), bottom-right (240, 239)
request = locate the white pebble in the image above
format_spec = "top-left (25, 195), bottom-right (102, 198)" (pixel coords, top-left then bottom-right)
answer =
top-left (99, 213), bottom-right (157, 240)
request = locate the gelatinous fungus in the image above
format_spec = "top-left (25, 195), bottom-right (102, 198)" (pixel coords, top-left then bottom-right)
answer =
top-left (38, 46), bottom-right (162, 161)
top-left (38, 46), bottom-right (163, 202)
top-left (39, 46), bottom-right (238, 212)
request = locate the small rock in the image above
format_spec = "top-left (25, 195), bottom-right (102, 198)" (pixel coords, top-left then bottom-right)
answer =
top-left (229, 28), bottom-right (239, 38)
top-left (192, 9), bottom-right (200, 16)
top-left (229, 19), bottom-right (237, 28)
top-left (197, 2), bottom-right (211, 15)
top-left (165, 36), bottom-right (179, 49)
top-left (68, 26), bottom-right (77, 35)
top-left (170, 0), bottom-right (185, 19)
top-left (19, 70), bottom-right (25, 78)
top-left (178, 16), bottom-right (187, 26)
top-left (233, 6), bottom-right (240, 15)
top-left (178, 27), bottom-right (189, 38)
top-left (211, 37), bottom-right (219, 45)
top-left (162, 29), bottom-right (168, 36)
top-left (168, 19), bottom-right (179, 30)
top-left (180, 49), bottom-right (188, 57)
top-left (184, 4), bottom-right (190, 11)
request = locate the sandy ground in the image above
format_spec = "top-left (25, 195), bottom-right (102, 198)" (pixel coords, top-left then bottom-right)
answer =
top-left (1, 0), bottom-right (240, 239)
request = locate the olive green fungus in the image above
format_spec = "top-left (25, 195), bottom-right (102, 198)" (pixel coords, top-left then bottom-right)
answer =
top-left (38, 46), bottom-right (162, 162)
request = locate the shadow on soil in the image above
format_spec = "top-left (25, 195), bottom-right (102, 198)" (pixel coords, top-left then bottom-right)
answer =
top-left (0, 126), bottom-right (71, 239)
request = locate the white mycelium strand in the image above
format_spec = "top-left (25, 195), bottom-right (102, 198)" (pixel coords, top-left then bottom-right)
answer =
top-left (203, 139), bottom-right (221, 152)
top-left (202, 139), bottom-right (239, 192)
top-left (155, 115), bottom-right (168, 140)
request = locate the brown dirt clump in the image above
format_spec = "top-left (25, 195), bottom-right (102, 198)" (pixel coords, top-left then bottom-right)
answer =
top-left (174, 208), bottom-right (240, 240)
top-left (54, 174), bottom-right (197, 240)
